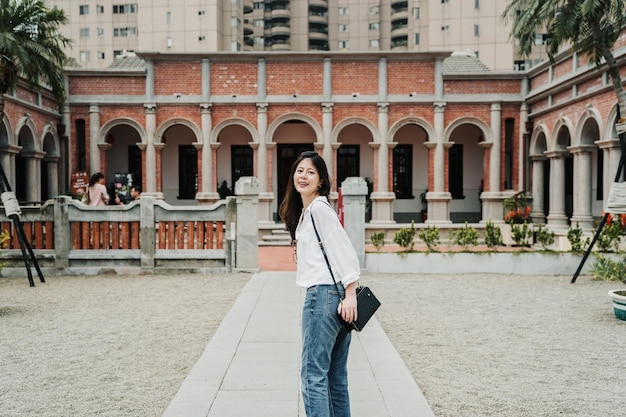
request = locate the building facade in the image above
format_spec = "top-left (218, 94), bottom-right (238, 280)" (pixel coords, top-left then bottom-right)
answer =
top-left (51, 0), bottom-right (546, 70)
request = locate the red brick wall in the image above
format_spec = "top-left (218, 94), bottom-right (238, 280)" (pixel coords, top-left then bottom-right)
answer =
top-left (267, 62), bottom-right (323, 95)
top-left (445, 80), bottom-right (521, 95)
top-left (531, 69), bottom-right (550, 90)
top-left (155, 62), bottom-right (202, 96)
top-left (211, 105), bottom-right (258, 127)
top-left (387, 61), bottom-right (435, 95)
top-left (332, 62), bottom-right (378, 95)
top-left (553, 57), bottom-right (573, 80)
top-left (156, 106), bottom-right (202, 128)
top-left (69, 76), bottom-right (145, 95)
top-left (268, 104), bottom-right (322, 127)
top-left (210, 61), bottom-right (258, 96)
top-left (333, 104), bottom-right (378, 126)
top-left (388, 104), bottom-right (434, 126)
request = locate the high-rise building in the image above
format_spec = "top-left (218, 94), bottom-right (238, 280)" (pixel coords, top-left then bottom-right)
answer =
top-left (51, 0), bottom-right (547, 71)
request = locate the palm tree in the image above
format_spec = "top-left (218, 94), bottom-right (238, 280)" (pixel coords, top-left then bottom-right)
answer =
top-left (503, 0), bottom-right (626, 121)
top-left (0, 0), bottom-right (71, 116)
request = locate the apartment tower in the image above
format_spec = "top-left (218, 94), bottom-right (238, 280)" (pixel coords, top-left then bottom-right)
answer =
top-left (51, 0), bottom-right (546, 70)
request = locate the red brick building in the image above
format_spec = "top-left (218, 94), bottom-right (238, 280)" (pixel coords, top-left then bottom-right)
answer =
top-left (2, 46), bottom-right (626, 229)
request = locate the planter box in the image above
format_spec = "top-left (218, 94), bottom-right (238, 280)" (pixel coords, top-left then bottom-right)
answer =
top-left (365, 251), bottom-right (611, 275)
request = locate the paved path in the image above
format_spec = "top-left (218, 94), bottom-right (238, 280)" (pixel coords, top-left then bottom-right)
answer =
top-left (162, 271), bottom-right (435, 417)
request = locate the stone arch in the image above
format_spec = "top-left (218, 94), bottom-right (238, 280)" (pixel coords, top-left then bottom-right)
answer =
top-left (575, 106), bottom-right (602, 146)
top-left (99, 117), bottom-right (147, 145)
top-left (0, 113), bottom-right (14, 146)
top-left (388, 117), bottom-right (435, 142)
top-left (211, 118), bottom-right (259, 144)
top-left (266, 112), bottom-right (323, 146)
top-left (155, 118), bottom-right (202, 144)
top-left (529, 124), bottom-right (549, 156)
top-left (444, 116), bottom-right (492, 143)
top-left (41, 124), bottom-right (60, 157)
top-left (550, 116), bottom-right (575, 151)
top-left (332, 117), bottom-right (380, 144)
top-left (16, 116), bottom-right (39, 152)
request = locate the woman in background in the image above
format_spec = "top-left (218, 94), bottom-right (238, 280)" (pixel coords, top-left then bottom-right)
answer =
top-left (279, 150), bottom-right (360, 417)
top-left (86, 172), bottom-right (110, 206)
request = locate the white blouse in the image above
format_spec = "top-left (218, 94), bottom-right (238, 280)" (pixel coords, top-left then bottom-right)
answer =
top-left (295, 196), bottom-right (361, 288)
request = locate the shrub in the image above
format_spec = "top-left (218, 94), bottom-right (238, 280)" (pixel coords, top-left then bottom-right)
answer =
top-left (535, 224), bottom-right (555, 250)
top-left (483, 220), bottom-right (503, 250)
top-left (511, 221), bottom-right (532, 248)
top-left (589, 254), bottom-right (626, 283)
top-left (451, 222), bottom-right (479, 250)
top-left (596, 221), bottom-right (622, 252)
top-left (0, 230), bottom-right (9, 271)
top-left (370, 231), bottom-right (385, 252)
top-left (418, 225), bottom-right (440, 252)
top-left (567, 223), bottom-right (590, 253)
top-left (393, 221), bottom-right (416, 252)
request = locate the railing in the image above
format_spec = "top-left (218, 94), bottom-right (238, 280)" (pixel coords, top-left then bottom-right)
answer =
top-left (0, 177), bottom-right (261, 275)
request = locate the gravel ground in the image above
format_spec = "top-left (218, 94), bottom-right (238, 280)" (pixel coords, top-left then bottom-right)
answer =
top-left (1, 272), bottom-right (625, 417)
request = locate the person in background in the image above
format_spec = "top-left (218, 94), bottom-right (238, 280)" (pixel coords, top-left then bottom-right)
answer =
top-left (85, 172), bottom-right (110, 206)
top-left (279, 150), bottom-right (359, 417)
top-left (130, 185), bottom-right (141, 201)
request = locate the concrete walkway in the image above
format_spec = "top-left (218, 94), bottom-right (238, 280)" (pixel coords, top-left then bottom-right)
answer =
top-left (162, 271), bottom-right (436, 417)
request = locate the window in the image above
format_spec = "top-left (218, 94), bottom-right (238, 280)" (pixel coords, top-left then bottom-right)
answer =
top-left (98, 51), bottom-right (105, 60)
top-left (513, 60), bottom-right (526, 71)
top-left (231, 41), bottom-right (240, 51)
top-left (441, 0), bottom-right (449, 3)
top-left (475, 0), bottom-right (480, 9)
top-left (97, 5), bottom-right (104, 13)
top-left (393, 145), bottom-right (413, 199)
top-left (97, 28), bottom-right (104, 36)
top-left (113, 27), bottom-right (137, 37)
top-left (369, 6), bottom-right (379, 14)
top-left (369, 22), bottom-right (379, 31)
top-left (337, 145), bottom-right (360, 187)
top-left (253, 1), bottom-right (264, 10)
top-left (504, 119), bottom-right (514, 189)
top-left (414, 33), bottom-right (420, 45)
top-left (178, 145), bottom-right (197, 199)
top-left (338, 40), bottom-right (349, 49)
top-left (254, 19), bottom-right (264, 27)
top-left (231, 146), bottom-right (254, 187)
top-left (448, 144), bottom-right (463, 199)
top-left (79, 5), bottom-right (89, 15)
top-left (167, 37), bottom-right (172, 48)
top-left (254, 36), bottom-right (264, 45)
top-left (113, 4), bottom-right (137, 14)
top-left (339, 7), bottom-right (349, 15)
top-left (198, 10), bottom-right (206, 15)
top-left (198, 36), bottom-right (206, 41)
top-left (369, 39), bottom-right (379, 48)
top-left (596, 149), bottom-right (604, 200)
top-left (231, 17), bottom-right (241, 29)
top-left (339, 24), bottom-right (349, 32)
top-left (79, 51), bottom-right (90, 62)
top-left (413, 7), bottom-right (420, 19)
top-left (441, 25), bottom-right (450, 31)
top-left (76, 119), bottom-right (87, 171)
top-left (474, 24), bottom-right (480, 37)
top-left (80, 28), bottom-right (90, 38)
top-left (534, 33), bottom-right (549, 45)
top-left (166, 11), bottom-right (171, 23)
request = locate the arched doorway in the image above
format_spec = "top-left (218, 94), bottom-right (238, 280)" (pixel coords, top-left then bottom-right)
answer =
top-left (16, 125), bottom-right (37, 202)
top-left (215, 124), bottom-right (255, 198)
top-left (104, 123), bottom-right (143, 203)
top-left (160, 124), bottom-right (198, 205)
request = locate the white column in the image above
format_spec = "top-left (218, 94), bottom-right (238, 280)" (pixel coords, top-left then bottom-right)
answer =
top-left (427, 102), bottom-right (451, 223)
top-left (322, 103), bottom-right (333, 184)
top-left (519, 104), bottom-right (529, 190)
top-left (546, 150), bottom-right (569, 227)
top-left (369, 102), bottom-right (395, 224)
top-left (197, 103), bottom-right (219, 203)
top-left (489, 103), bottom-right (502, 192)
top-left (433, 103), bottom-right (446, 193)
top-left (89, 104), bottom-right (100, 173)
top-left (530, 155), bottom-right (546, 223)
top-left (144, 104), bottom-right (158, 197)
top-left (46, 156), bottom-right (59, 198)
top-left (23, 151), bottom-right (43, 202)
top-left (569, 145), bottom-right (595, 229)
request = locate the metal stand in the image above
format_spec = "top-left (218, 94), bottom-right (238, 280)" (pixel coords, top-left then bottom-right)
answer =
top-left (0, 165), bottom-right (45, 287)
top-left (571, 118), bottom-right (626, 284)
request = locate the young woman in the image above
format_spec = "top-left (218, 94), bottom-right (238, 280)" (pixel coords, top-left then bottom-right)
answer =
top-left (279, 150), bottom-right (360, 417)
top-left (86, 172), bottom-right (110, 206)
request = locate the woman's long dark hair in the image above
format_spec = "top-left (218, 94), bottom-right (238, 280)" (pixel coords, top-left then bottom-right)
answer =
top-left (88, 172), bottom-right (105, 187)
top-left (278, 151), bottom-right (332, 240)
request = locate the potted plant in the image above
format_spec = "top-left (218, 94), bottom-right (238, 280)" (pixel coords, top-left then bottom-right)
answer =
top-left (589, 254), bottom-right (626, 321)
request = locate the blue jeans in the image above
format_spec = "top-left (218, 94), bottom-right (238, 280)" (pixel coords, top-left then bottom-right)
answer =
top-left (301, 284), bottom-right (352, 417)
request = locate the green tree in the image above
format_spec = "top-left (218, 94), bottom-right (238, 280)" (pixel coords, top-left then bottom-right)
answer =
top-left (0, 0), bottom-right (71, 116)
top-left (503, 0), bottom-right (626, 119)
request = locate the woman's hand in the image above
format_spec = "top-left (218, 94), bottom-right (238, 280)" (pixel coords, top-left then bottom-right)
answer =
top-left (338, 282), bottom-right (358, 323)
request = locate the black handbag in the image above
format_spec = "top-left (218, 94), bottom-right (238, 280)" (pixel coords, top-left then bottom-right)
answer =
top-left (310, 211), bottom-right (381, 332)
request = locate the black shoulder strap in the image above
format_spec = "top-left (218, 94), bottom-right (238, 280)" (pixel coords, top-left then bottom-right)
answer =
top-left (309, 208), bottom-right (344, 300)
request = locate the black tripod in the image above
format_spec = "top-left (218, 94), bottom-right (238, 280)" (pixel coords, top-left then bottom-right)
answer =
top-left (571, 116), bottom-right (626, 284)
top-left (0, 165), bottom-right (45, 287)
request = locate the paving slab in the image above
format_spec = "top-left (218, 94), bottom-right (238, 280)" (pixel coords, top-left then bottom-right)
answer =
top-left (162, 271), bottom-right (436, 417)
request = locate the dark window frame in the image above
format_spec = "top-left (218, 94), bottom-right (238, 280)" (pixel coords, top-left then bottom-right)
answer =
top-left (178, 145), bottom-right (197, 199)
top-left (337, 145), bottom-right (360, 188)
top-left (393, 144), bottom-right (413, 199)
top-left (449, 144), bottom-right (464, 199)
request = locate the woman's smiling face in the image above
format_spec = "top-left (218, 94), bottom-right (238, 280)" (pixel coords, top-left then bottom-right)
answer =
top-left (293, 157), bottom-right (322, 199)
